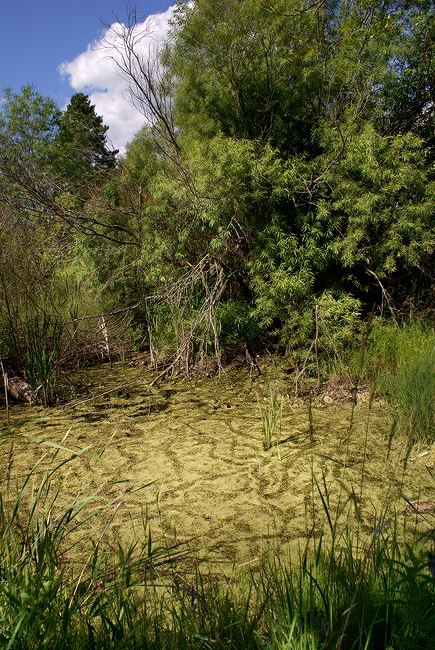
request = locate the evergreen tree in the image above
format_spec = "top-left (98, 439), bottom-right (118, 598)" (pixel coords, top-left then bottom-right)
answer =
top-left (54, 93), bottom-right (118, 189)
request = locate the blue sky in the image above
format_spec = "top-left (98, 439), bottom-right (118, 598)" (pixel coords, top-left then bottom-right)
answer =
top-left (1, 1), bottom-right (176, 150)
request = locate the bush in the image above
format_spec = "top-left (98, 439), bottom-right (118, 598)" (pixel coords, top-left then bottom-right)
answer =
top-left (217, 300), bottom-right (262, 346)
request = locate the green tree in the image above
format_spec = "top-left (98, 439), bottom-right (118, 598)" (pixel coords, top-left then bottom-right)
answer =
top-left (166, 0), bottom-right (407, 155)
top-left (0, 86), bottom-right (69, 373)
top-left (0, 84), bottom-right (60, 221)
top-left (166, 0), bottom-right (321, 154)
top-left (53, 93), bottom-right (118, 188)
top-left (0, 84), bottom-right (59, 159)
top-left (379, 0), bottom-right (435, 158)
top-left (102, 0), bottom-right (434, 363)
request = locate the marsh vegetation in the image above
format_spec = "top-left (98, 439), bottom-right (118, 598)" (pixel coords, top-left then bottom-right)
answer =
top-left (1, 0), bottom-right (434, 646)
top-left (1, 345), bottom-right (435, 648)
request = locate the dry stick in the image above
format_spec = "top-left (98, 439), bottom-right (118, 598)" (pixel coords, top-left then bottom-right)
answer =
top-left (0, 354), bottom-right (10, 426)
top-left (295, 301), bottom-right (358, 399)
top-left (62, 371), bottom-right (148, 409)
top-left (99, 316), bottom-right (112, 366)
top-left (294, 305), bottom-right (321, 396)
top-left (366, 269), bottom-right (398, 326)
top-left (314, 305), bottom-right (320, 388)
top-left (150, 267), bottom-right (227, 386)
top-left (66, 278), bottom-right (228, 403)
top-left (64, 264), bottom-right (218, 402)
top-left (67, 259), bottom-right (227, 403)
top-left (207, 265), bottom-right (224, 375)
top-left (294, 340), bottom-right (315, 398)
top-left (258, 459), bottom-right (263, 564)
top-left (63, 275), bottom-right (226, 402)
top-left (66, 301), bottom-right (142, 324)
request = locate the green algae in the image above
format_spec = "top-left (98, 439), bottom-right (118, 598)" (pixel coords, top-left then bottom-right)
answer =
top-left (1, 363), bottom-right (434, 573)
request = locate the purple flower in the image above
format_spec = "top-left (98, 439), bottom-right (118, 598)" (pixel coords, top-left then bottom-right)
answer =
top-left (302, 606), bottom-right (328, 632)
top-left (189, 583), bottom-right (196, 612)
top-left (92, 582), bottom-right (105, 590)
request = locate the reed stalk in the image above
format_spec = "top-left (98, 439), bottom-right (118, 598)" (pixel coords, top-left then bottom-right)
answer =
top-left (258, 388), bottom-right (283, 452)
top-left (24, 312), bottom-right (64, 406)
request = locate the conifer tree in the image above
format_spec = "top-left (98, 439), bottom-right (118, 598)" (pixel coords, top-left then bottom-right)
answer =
top-left (54, 93), bottom-right (118, 189)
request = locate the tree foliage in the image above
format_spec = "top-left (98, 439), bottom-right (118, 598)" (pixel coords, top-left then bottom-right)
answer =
top-left (0, 87), bottom-right (121, 385)
top-left (53, 93), bottom-right (118, 190)
top-left (1, 0), bottom-right (434, 377)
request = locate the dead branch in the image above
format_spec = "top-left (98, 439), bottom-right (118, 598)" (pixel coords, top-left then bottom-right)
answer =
top-left (0, 152), bottom-right (141, 247)
top-left (102, 9), bottom-right (180, 161)
top-left (366, 268), bottom-right (399, 325)
top-left (0, 355), bottom-right (10, 425)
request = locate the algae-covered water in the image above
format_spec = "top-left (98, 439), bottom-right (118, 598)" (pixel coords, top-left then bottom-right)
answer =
top-left (1, 364), bottom-right (434, 570)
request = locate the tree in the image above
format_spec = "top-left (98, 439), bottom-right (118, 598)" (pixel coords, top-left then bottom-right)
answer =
top-left (53, 93), bottom-right (118, 190)
top-left (379, 0), bottom-right (435, 158)
top-left (99, 0), bottom-right (434, 367)
top-left (2, 2), bottom-right (433, 380)
top-left (0, 86), bottom-right (69, 379)
top-left (0, 86), bottom-right (137, 248)
top-left (165, 0), bottom-right (322, 155)
top-left (0, 84), bottom-right (59, 159)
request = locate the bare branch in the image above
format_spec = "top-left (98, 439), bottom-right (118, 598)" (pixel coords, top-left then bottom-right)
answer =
top-left (102, 10), bottom-right (180, 160)
top-left (367, 268), bottom-right (399, 325)
top-left (0, 150), bottom-right (141, 246)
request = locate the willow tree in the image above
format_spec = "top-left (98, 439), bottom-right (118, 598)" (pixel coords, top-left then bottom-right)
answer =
top-left (87, 0), bottom-right (435, 365)
top-left (164, 1), bottom-right (434, 319)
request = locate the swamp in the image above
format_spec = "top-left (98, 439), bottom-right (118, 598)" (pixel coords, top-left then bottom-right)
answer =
top-left (2, 363), bottom-right (434, 569)
top-left (1, 358), bottom-right (435, 648)
top-left (1, 0), bottom-right (434, 645)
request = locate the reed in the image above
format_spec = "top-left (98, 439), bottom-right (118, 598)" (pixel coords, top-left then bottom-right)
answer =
top-left (2, 447), bottom-right (434, 648)
top-left (363, 322), bottom-right (435, 445)
top-left (258, 388), bottom-right (283, 452)
top-left (0, 435), bottom-right (183, 649)
top-left (260, 522), bottom-right (435, 649)
top-left (24, 312), bottom-right (64, 406)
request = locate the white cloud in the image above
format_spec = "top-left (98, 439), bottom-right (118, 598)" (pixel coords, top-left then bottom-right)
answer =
top-left (59, 5), bottom-right (175, 153)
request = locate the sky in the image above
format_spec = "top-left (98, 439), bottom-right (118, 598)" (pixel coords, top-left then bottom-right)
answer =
top-left (0, 1), bottom-right (177, 152)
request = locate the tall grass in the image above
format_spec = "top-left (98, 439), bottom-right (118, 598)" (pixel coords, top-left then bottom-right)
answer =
top-left (363, 322), bottom-right (435, 446)
top-left (261, 524), bottom-right (435, 649)
top-left (24, 312), bottom-right (65, 406)
top-left (4, 462), bottom-right (433, 650)
top-left (0, 435), bottom-right (183, 649)
top-left (0, 434), bottom-right (269, 649)
top-left (258, 388), bottom-right (283, 452)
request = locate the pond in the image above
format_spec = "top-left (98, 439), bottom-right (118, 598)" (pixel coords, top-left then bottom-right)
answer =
top-left (1, 362), bottom-right (433, 573)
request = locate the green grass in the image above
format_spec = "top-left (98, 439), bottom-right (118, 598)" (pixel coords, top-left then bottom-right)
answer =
top-left (258, 388), bottom-right (283, 453)
top-left (2, 464), bottom-right (434, 650)
top-left (361, 321), bottom-right (435, 446)
top-left (24, 312), bottom-right (64, 407)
